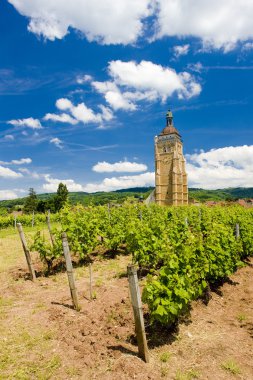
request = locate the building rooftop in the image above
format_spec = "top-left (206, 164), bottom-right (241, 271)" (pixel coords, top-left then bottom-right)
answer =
top-left (159, 109), bottom-right (181, 136)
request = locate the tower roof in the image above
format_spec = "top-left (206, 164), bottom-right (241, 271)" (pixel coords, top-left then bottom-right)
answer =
top-left (160, 125), bottom-right (180, 136)
top-left (159, 109), bottom-right (181, 137)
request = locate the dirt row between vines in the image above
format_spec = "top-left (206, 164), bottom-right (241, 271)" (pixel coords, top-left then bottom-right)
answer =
top-left (0, 232), bottom-right (253, 379)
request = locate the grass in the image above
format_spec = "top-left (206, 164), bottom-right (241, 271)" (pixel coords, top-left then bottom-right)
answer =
top-left (0, 234), bottom-right (23, 271)
top-left (0, 222), bottom-right (60, 239)
top-left (175, 368), bottom-right (200, 380)
top-left (10, 355), bottom-right (61, 380)
top-left (0, 296), bottom-right (13, 308)
top-left (0, 226), bottom-right (56, 273)
top-left (237, 313), bottom-right (247, 323)
top-left (221, 359), bottom-right (241, 375)
top-left (0, 296), bottom-right (14, 320)
top-left (0, 324), bottom-right (61, 379)
top-left (160, 351), bottom-right (172, 363)
top-left (66, 366), bottom-right (82, 377)
top-left (161, 367), bottom-right (169, 377)
top-left (106, 309), bottom-right (118, 323)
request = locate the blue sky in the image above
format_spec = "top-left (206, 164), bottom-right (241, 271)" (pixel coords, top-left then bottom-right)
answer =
top-left (1, 0), bottom-right (253, 200)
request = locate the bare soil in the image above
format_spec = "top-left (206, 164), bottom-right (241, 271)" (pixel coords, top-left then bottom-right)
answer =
top-left (0, 233), bottom-right (253, 380)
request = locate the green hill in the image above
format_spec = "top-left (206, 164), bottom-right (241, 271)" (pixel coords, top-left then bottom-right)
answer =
top-left (1, 187), bottom-right (253, 210)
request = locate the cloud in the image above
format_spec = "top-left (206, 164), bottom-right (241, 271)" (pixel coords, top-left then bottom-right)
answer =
top-left (187, 62), bottom-right (203, 73)
top-left (0, 158), bottom-right (32, 165)
top-left (43, 175), bottom-right (84, 192)
top-left (8, 1), bottom-right (253, 51)
top-left (242, 42), bottom-right (253, 51)
top-left (18, 168), bottom-right (41, 179)
top-left (108, 60), bottom-right (201, 100)
top-left (50, 137), bottom-right (63, 149)
top-left (12, 158), bottom-right (32, 165)
top-left (4, 135), bottom-right (14, 141)
top-left (44, 112), bottom-right (78, 125)
top-left (172, 44), bottom-right (190, 59)
top-left (76, 74), bottom-right (93, 84)
top-left (83, 171), bottom-right (154, 192)
top-left (56, 98), bottom-right (73, 111)
top-left (0, 166), bottom-right (23, 178)
top-left (8, 117), bottom-right (42, 129)
top-left (98, 105), bottom-right (114, 122)
top-left (55, 97), bottom-right (113, 124)
top-left (71, 102), bottom-right (102, 123)
top-left (155, 0), bottom-right (253, 51)
top-left (8, 0), bottom-right (151, 45)
top-left (92, 81), bottom-right (136, 111)
top-left (92, 60), bottom-right (201, 110)
top-left (0, 190), bottom-right (19, 200)
top-left (93, 160), bottom-right (148, 173)
top-left (186, 145), bottom-right (253, 189)
top-left (41, 165), bottom-right (152, 194)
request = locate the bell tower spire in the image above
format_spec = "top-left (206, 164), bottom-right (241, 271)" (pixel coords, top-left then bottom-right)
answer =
top-left (166, 109), bottom-right (173, 127)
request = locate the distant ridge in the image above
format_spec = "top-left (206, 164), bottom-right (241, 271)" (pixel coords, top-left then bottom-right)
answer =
top-left (1, 187), bottom-right (253, 208)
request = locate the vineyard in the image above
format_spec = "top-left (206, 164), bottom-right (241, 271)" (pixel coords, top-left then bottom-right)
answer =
top-left (1, 203), bottom-right (253, 379)
top-left (3, 203), bottom-right (253, 327)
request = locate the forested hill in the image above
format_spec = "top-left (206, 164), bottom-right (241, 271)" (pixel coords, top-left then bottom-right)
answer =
top-left (1, 187), bottom-right (253, 209)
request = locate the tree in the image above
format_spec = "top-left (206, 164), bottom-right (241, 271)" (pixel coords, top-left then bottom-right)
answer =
top-left (54, 183), bottom-right (69, 212)
top-left (23, 188), bottom-right (38, 214)
top-left (36, 200), bottom-right (47, 213)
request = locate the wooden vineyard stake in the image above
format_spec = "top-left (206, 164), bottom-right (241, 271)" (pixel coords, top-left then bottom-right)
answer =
top-left (127, 264), bottom-right (149, 363)
top-left (46, 213), bottom-right (55, 246)
top-left (61, 233), bottom-right (80, 311)
top-left (108, 203), bottom-right (111, 222)
top-left (17, 223), bottom-right (36, 281)
top-left (89, 263), bottom-right (93, 300)
top-left (185, 217), bottom-right (188, 227)
top-left (14, 215), bottom-right (17, 230)
top-left (235, 223), bottom-right (240, 239)
top-left (32, 211), bottom-right (35, 228)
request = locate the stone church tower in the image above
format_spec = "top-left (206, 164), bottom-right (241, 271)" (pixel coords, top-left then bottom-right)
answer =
top-left (155, 110), bottom-right (188, 206)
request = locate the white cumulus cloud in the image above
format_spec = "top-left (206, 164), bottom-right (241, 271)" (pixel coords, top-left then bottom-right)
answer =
top-left (11, 158), bottom-right (32, 165)
top-left (76, 74), bottom-right (93, 84)
top-left (172, 44), bottom-right (190, 59)
top-left (186, 145), bottom-right (253, 189)
top-left (8, 0), bottom-right (151, 45)
top-left (98, 105), bottom-right (114, 122)
top-left (56, 98), bottom-right (73, 111)
top-left (43, 175), bottom-right (84, 192)
top-left (0, 166), bottom-right (23, 179)
top-left (108, 60), bottom-right (201, 100)
top-left (92, 81), bottom-right (137, 111)
top-left (0, 190), bottom-right (19, 200)
top-left (83, 172), bottom-right (154, 192)
top-left (50, 137), bottom-right (63, 149)
top-left (18, 168), bottom-right (41, 179)
top-left (8, 117), bottom-right (42, 129)
top-left (156, 0), bottom-right (253, 51)
top-left (93, 161), bottom-right (148, 173)
top-left (44, 113), bottom-right (78, 125)
top-left (71, 102), bottom-right (102, 124)
top-left (92, 60), bottom-right (201, 110)
top-left (8, 1), bottom-right (253, 51)
top-left (187, 62), bottom-right (203, 73)
top-left (55, 98), bottom-right (113, 124)
top-left (242, 42), bottom-right (253, 51)
top-left (0, 158), bottom-right (32, 165)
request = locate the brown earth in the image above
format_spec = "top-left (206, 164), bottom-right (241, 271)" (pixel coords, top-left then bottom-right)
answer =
top-left (0, 232), bottom-right (253, 380)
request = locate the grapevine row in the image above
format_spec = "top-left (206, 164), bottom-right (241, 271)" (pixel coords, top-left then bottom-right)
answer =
top-left (19, 203), bottom-right (253, 325)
